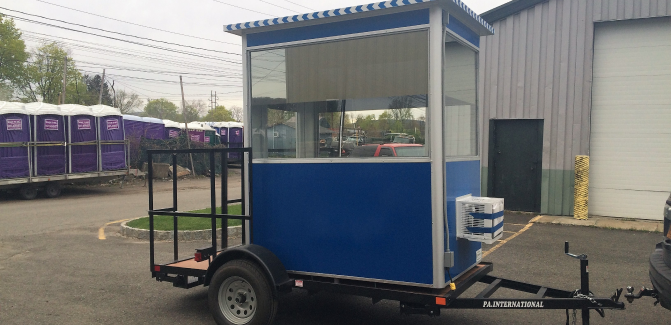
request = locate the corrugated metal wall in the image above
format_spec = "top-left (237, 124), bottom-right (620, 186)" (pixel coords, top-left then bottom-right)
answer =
top-left (478, 0), bottom-right (671, 215)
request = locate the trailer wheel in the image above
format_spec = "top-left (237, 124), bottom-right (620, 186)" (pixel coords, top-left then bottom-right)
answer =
top-left (19, 185), bottom-right (38, 200)
top-left (45, 183), bottom-right (62, 198)
top-left (208, 260), bottom-right (277, 325)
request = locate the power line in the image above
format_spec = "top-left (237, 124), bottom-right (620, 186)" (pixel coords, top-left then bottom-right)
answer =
top-left (34, 0), bottom-right (240, 46)
top-left (6, 14), bottom-right (234, 61)
top-left (90, 71), bottom-right (243, 87)
top-left (211, 0), bottom-right (277, 17)
top-left (22, 30), bottom-right (242, 67)
top-left (21, 32), bottom-right (243, 72)
top-left (1, 7), bottom-right (239, 55)
top-left (281, 0), bottom-right (315, 11)
top-left (258, 0), bottom-right (301, 14)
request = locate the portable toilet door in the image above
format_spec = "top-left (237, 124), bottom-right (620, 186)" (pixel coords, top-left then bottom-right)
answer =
top-left (92, 105), bottom-right (126, 171)
top-left (61, 104), bottom-right (98, 173)
top-left (25, 102), bottom-right (67, 176)
top-left (0, 102), bottom-right (31, 179)
top-left (227, 0), bottom-right (494, 289)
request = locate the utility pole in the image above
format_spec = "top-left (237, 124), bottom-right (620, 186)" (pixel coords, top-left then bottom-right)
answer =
top-left (60, 56), bottom-right (67, 104)
top-left (210, 90), bottom-right (214, 111)
top-left (215, 91), bottom-right (218, 108)
top-left (180, 76), bottom-right (195, 176)
top-left (98, 69), bottom-right (106, 105)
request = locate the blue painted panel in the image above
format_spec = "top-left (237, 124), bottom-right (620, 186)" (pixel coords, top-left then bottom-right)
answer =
top-left (252, 162), bottom-right (434, 285)
top-left (446, 15), bottom-right (480, 48)
top-left (445, 160), bottom-right (482, 279)
top-left (247, 9), bottom-right (430, 47)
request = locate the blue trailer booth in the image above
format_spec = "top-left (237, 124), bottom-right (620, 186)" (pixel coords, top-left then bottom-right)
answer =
top-left (147, 2), bottom-right (629, 324)
top-left (227, 0), bottom-right (498, 289)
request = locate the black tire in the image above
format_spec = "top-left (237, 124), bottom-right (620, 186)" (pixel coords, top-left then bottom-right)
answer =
top-left (19, 185), bottom-right (38, 200)
top-left (208, 260), bottom-right (277, 325)
top-left (45, 183), bottom-right (62, 198)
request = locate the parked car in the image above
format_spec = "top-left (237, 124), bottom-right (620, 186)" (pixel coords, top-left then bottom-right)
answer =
top-left (349, 144), bottom-right (425, 157)
top-left (649, 194), bottom-right (671, 310)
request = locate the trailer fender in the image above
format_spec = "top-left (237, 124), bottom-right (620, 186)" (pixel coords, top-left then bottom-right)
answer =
top-left (205, 244), bottom-right (291, 297)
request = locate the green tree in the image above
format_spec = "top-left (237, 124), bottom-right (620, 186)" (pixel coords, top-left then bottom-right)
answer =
top-left (0, 15), bottom-right (28, 91)
top-left (144, 98), bottom-right (178, 120)
top-left (16, 42), bottom-right (82, 104)
top-left (202, 105), bottom-right (234, 122)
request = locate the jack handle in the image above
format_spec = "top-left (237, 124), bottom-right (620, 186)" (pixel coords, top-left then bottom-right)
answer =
top-left (564, 241), bottom-right (587, 260)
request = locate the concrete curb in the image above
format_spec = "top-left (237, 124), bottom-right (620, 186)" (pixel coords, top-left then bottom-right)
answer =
top-left (120, 218), bottom-right (242, 241)
top-left (532, 215), bottom-right (663, 233)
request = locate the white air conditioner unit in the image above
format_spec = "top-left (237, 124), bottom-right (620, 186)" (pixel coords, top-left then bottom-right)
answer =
top-left (456, 195), bottom-right (504, 244)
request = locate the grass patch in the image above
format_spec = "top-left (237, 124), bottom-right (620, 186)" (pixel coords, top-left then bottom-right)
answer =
top-left (127, 204), bottom-right (243, 231)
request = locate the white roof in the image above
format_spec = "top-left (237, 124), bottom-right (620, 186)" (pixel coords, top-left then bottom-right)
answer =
top-left (228, 122), bottom-right (244, 128)
top-left (90, 105), bottom-right (122, 117)
top-left (123, 114), bottom-right (144, 122)
top-left (60, 104), bottom-right (94, 116)
top-left (25, 102), bottom-right (63, 116)
top-left (143, 117), bottom-right (163, 124)
top-left (163, 119), bottom-right (183, 129)
top-left (0, 101), bottom-right (28, 115)
top-left (186, 122), bottom-right (215, 131)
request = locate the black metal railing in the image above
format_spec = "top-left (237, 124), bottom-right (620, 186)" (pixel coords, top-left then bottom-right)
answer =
top-left (147, 147), bottom-right (253, 271)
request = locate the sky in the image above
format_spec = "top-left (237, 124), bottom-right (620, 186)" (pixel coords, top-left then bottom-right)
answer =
top-left (4, 0), bottom-right (510, 113)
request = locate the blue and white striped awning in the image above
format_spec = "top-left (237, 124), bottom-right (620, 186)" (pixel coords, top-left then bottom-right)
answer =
top-left (224, 0), bottom-right (494, 34)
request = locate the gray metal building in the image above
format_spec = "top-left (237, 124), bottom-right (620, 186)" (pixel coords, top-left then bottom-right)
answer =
top-left (478, 0), bottom-right (671, 219)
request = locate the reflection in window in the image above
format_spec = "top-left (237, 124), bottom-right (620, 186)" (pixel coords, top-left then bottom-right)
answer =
top-left (251, 31), bottom-right (429, 159)
top-left (444, 34), bottom-right (478, 157)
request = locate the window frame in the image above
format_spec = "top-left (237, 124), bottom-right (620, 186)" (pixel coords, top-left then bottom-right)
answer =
top-left (247, 26), bottom-right (432, 164)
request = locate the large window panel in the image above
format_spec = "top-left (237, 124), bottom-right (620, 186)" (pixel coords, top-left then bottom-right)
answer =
top-left (251, 31), bottom-right (429, 159)
top-left (444, 34), bottom-right (478, 157)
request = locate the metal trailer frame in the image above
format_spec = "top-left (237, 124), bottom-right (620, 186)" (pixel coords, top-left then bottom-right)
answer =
top-left (147, 148), bottom-right (625, 325)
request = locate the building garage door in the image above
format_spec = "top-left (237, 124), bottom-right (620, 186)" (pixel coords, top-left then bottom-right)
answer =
top-left (590, 18), bottom-right (671, 220)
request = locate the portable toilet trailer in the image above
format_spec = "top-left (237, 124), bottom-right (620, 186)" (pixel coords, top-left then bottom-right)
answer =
top-left (92, 105), bottom-right (126, 171)
top-left (163, 119), bottom-right (181, 139)
top-left (226, 0), bottom-right (498, 288)
top-left (227, 122), bottom-right (243, 161)
top-left (25, 102), bottom-right (67, 176)
top-left (143, 117), bottom-right (165, 140)
top-left (61, 104), bottom-right (98, 173)
top-left (0, 102), bottom-right (31, 179)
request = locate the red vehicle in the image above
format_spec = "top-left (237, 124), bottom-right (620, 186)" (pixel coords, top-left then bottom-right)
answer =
top-left (350, 143), bottom-right (425, 157)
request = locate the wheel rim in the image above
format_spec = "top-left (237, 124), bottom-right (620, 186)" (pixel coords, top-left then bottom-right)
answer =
top-left (46, 186), bottom-right (58, 197)
top-left (218, 276), bottom-right (257, 324)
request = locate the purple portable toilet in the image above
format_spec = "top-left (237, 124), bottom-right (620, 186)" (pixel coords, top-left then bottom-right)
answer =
top-left (143, 117), bottom-right (165, 140)
top-left (61, 104), bottom-right (98, 173)
top-left (25, 102), bottom-right (67, 176)
top-left (163, 120), bottom-right (181, 139)
top-left (123, 115), bottom-right (144, 140)
top-left (214, 122), bottom-right (230, 145)
top-left (0, 102), bottom-right (31, 179)
top-left (228, 122), bottom-right (243, 161)
top-left (186, 123), bottom-right (205, 143)
top-left (92, 105), bottom-right (126, 171)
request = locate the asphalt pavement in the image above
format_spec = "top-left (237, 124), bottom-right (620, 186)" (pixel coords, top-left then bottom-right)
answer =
top-left (1, 183), bottom-right (670, 324)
